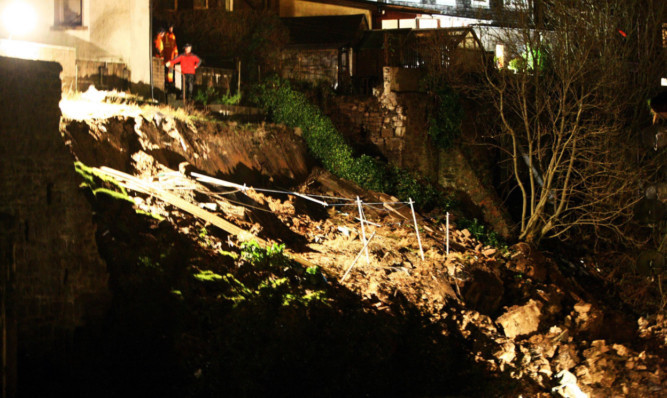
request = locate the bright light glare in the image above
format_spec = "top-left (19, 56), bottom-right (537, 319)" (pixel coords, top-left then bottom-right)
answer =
top-left (3, 2), bottom-right (37, 37)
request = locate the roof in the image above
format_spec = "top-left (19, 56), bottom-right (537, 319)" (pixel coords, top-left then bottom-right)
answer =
top-left (281, 14), bottom-right (369, 49)
top-left (299, 0), bottom-right (453, 15)
top-left (296, 0), bottom-right (493, 19)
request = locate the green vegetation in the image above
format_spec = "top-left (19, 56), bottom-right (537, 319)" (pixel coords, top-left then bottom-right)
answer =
top-left (135, 209), bottom-right (165, 221)
top-left (75, 161), bottom-right (129, 197)
top-left (194, 86), bottom-right (242, 106)
top-left (191, 240), bottom-right (328, 308)
top-left (458, 217), bottom-right (506, 249)
top-left (251, 77), bottom-right (452, 210)
top-left (193, 269), bottom-right (224, 282)
top-left (427, 84), bottom-right (463, 150)
top-left (75, 161), bottom-right (166, 220)
top-left (240, 240), bottom-right (290, 268)
top-left (92, 187), bottom-right (134, 204)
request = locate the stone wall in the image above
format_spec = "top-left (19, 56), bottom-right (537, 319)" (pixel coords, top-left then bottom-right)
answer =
top-left (281, 48), bottom-right (339, 87)
top-left (324, 67), bottom-right (513, 238)
top-left (0, 56), bottom-right (109, 392)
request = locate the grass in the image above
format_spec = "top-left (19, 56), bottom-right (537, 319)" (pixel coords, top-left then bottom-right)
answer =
top-left (60, 88), bottom-right (212, 123)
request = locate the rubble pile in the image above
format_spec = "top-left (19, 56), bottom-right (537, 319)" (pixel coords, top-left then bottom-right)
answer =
top-left (61, 109), bottom-right (665, 397)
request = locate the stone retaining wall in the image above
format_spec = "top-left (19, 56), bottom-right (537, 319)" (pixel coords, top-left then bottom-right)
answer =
top-left (0, 56), bottom-right (109, 393)
top-left (323, 67), bottom-right (513, 237)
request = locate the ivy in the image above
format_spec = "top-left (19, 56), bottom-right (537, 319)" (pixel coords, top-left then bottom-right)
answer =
top-left (251, 77), bottom-right (453, 210)
top-left (420, 75), bottom-right (463, 150)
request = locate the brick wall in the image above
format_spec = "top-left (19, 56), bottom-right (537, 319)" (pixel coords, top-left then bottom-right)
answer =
top-left (0, 56), bottom-right (109, 386)
top-left (152, 56), bottom-right (166, 93)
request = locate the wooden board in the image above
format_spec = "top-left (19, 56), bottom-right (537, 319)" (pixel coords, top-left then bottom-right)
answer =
top-left (95, 167), bottom-right (318, 268)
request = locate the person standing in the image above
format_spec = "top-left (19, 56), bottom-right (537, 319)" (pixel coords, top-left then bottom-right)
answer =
top-left (154, 29), bottom-right (165, 60)
top-left (163, 25), bottom-right (179, 83)
top-left (166, 44), bottom-right (202, 101)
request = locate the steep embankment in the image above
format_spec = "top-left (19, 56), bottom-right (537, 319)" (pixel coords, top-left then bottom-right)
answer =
top-left (57, 100), bottom-right (666, 398)
top-left (63, 114), bottom-right (312, 187)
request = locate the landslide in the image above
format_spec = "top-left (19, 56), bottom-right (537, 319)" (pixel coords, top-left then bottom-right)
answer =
top-left (54, 100), bottom-right (666, 398)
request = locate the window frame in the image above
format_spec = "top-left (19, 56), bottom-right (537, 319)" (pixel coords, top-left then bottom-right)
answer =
top-left (193, 0), bottom-right (209, 9)
top-left (53, 0), bottom-right (84, 28)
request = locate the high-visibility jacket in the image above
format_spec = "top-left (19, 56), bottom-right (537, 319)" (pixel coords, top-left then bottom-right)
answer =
top-left (168, 53), bottom-right (202, 75)
top-left (154, 34), bottom-right (164, 58)
top-left (163, 32), bottom-right (178, 61)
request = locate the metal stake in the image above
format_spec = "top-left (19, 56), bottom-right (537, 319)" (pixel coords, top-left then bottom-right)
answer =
top-left (408, 198), bottom-right (425, 261)
top-left (356, 196), bottom-right (370, 264)
top-left (446, 211), bottom-right (450, 256)
top-left (341, 231), bottom-right (377, 282)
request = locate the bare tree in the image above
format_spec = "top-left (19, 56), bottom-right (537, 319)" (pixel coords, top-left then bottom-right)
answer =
top-left (471, 0), bottom-right (666, 244)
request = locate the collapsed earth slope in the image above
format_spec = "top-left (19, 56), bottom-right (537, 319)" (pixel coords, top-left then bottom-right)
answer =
top-left (55, 95), bottom-right (666, 397)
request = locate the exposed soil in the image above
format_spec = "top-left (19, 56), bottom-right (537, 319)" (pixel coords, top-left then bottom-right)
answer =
top-left (49, 106), bottom-right (666, 397)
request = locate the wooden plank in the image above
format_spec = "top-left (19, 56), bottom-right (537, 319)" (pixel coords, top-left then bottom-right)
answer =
top-left (95, 167), bottom-right (318, 269)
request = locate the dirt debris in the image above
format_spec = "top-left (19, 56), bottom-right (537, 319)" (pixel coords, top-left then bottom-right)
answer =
top-left (61, 113), bottom-right (666, 397)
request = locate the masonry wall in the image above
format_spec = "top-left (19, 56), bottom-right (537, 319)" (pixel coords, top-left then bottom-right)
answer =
top-left (281, 49), bottom-right (339, 87)
top-left (0, 56), bottom-right (109, 386)
top-left (323, 67), bottom-right (513, 238)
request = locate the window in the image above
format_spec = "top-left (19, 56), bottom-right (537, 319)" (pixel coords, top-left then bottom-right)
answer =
top-left (471, 0), bottom-right (490, 9)
top-left (504, 0), bottom-right (529, 10)
top-left (435, 0), bottom-right (457, 6)
top-left (54, 0), bottom-right (82, 27)
top-left (192, 0), bottom-right (234, 10)
top-left (156, 0), bottom-right (177, 10)
top-left (194, 0), bottom-right (208, 9)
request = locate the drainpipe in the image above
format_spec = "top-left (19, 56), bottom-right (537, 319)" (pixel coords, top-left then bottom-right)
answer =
top-left (149, 0), bottom-right (154, 101)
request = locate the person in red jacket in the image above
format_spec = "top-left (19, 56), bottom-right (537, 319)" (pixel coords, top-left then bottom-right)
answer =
top-left (166, 43), bottom-right (202, 101)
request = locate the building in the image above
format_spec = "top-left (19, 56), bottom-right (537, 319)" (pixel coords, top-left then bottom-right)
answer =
top-left (0, 0), bottom-right (151, 92)
top-left (280, 14), bottom-right (368, 89)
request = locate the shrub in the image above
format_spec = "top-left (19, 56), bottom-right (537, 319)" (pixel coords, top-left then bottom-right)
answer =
top-left (195, 87), bottom-right (242, 106)
top-left (251, 77), bottom-right (451, 210)
top-left (457, 218), bottom-right (506, 249)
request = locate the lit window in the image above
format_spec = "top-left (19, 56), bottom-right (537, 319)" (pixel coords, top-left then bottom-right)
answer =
top-left (495, 44), bottom-right (505, 68)
top-left (54, 0), bottom-right (82, 27)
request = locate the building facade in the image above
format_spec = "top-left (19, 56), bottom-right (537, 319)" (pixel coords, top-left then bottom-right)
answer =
top-left (0, 0), bottom-right (151, 91)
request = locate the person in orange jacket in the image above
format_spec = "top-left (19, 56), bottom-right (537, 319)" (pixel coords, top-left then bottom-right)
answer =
top-left (154, 29), bottom-right (165, 60)
top-left (163, 25), bottom-right (178, 83)
top-left (166, 43), bottom-right (202, 100)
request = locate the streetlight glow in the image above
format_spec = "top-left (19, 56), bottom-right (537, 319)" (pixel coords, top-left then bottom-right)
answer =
top-left (3, 2), bottom-right (36, 38)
